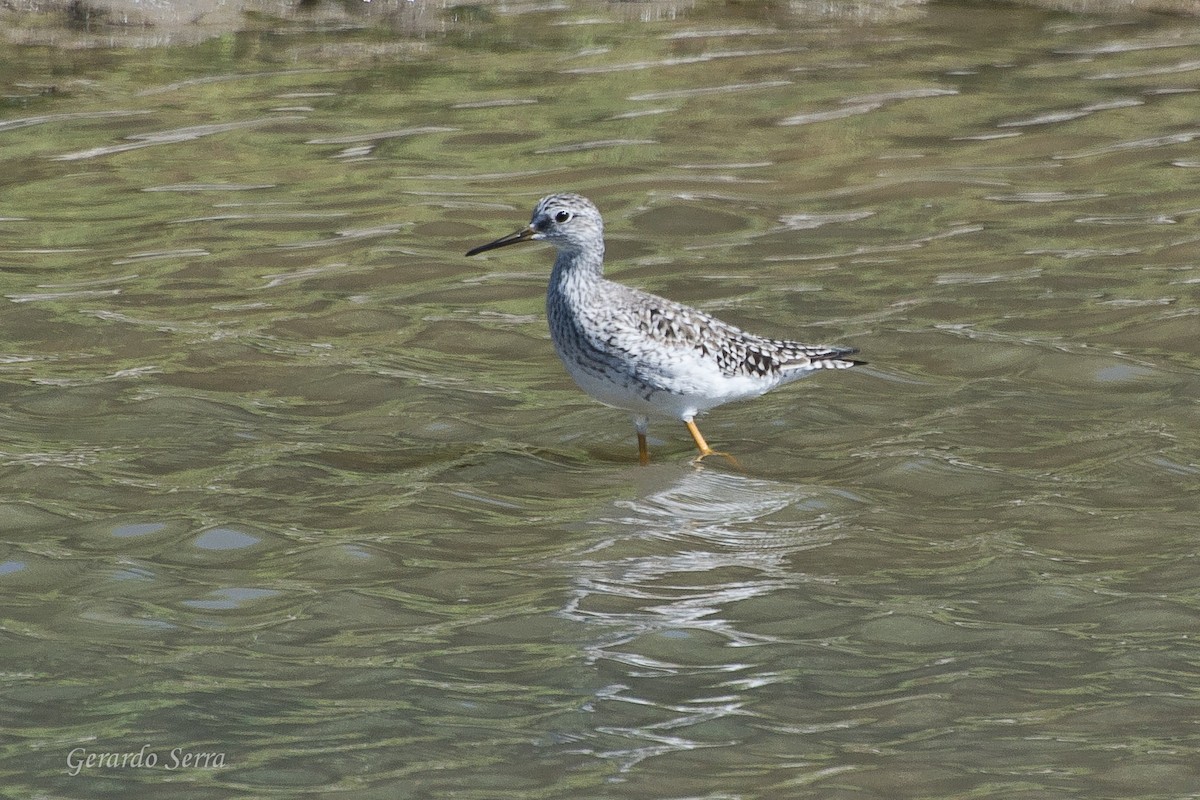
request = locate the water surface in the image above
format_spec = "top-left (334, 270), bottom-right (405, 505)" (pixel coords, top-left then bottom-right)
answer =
top-left (1, 3), bottom-right (1198, 798)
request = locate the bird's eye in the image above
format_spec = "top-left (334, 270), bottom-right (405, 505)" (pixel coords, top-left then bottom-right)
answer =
top-left (554, 210), bottom-right (572, 223)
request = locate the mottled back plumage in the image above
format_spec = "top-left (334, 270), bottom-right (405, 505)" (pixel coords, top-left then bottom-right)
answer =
top-left (610, 281), bottom-right (860, 380)
top-left (466, 192), bottom-right (863, 463)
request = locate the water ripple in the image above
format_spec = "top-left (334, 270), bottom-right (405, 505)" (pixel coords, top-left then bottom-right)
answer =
top-left (7, 288), bottom-right (121, 303)
top-left (1055, 36), bottom-right (1200, 55)
top-left (561, 47), bottom-right (807, 74)
top-left (1054, 130), bottom-right (1200, 160)
top-left (779, 102), bottom-right (882, 126)
top-left (143, 183), bottom-right (276, 192)
top-left (305, 126), bottom-right (457, 145)
top-left (275, 224), bottom-right (408, 249)
top-left (662, 28), bottom-right (779, 39)
top-left (985, 191), bottom-right (1107, 203)
top-left (781, 87), bottom-right (955, 126)
top-left (628, 80), bottom-right (792, 101)
top-left (450, 98), bottom-right (538, 109)
top-left (997, 98), bottom-right (1142, 127)
top-left (0, 109), bottom-right (151, 133)
top-left (535, 139), bottom-right (658, 154)
top-left (51, 116), bottom-right (303, 161)
top-left (778, 210), bottom-right (875, 230)
top-left (1088, 59), bottom-right (1200, 79)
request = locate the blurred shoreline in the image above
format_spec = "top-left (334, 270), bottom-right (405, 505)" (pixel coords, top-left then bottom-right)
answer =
top-left (3, 0), bottom-right (1197, 49)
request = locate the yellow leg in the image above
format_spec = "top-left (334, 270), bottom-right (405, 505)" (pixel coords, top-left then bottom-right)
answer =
top-left (684, 419), bottom-right (741, 468)
top-left (637, 432), bottom-right (650, 466)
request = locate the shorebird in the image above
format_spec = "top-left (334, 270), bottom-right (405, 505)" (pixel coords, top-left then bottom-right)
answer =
top-left (466, 193), bottom-right (862, 465)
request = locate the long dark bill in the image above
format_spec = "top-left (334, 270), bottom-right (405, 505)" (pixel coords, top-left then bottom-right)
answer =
top-left (465, 226), bottom-right (535, 257)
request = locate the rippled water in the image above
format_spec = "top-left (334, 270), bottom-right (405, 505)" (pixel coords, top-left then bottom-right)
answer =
top-left (2, 3), bottom-right (1198, 797)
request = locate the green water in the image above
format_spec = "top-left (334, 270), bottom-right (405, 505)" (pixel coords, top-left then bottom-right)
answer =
top-left (1, 2), bottom-right (1198, 798)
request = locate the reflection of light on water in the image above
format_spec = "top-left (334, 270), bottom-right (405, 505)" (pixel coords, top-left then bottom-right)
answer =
top-left (559, 469), bottom-right (851, 773)
top-left (565, 471), bottom-right (836, 645)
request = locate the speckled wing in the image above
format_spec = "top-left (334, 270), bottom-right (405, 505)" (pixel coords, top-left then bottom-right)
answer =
top-left (602, 283), bottom-right (862, 383)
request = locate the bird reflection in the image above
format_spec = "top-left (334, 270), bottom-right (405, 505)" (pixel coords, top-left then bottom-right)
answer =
top-left (557, 468), bottom-right (855, 772)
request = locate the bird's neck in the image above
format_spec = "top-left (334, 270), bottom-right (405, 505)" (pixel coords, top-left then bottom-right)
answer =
top-left (549, 244), bottom-right (605, 296)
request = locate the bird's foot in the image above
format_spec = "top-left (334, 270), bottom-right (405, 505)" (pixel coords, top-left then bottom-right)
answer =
top-left (683, 419), bottom-right (741, 468)
top-left (691, 448), bottom-right (742, 469)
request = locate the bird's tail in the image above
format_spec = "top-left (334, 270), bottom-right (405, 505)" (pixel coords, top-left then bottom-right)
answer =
top-left (799, 345), bottom-right (864, 371)
top-left (819, 347), bottom-right (864, 370)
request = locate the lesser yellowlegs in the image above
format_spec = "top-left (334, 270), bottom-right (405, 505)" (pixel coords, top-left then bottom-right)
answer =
top-left (466, 193), bottom-right (863, 465)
